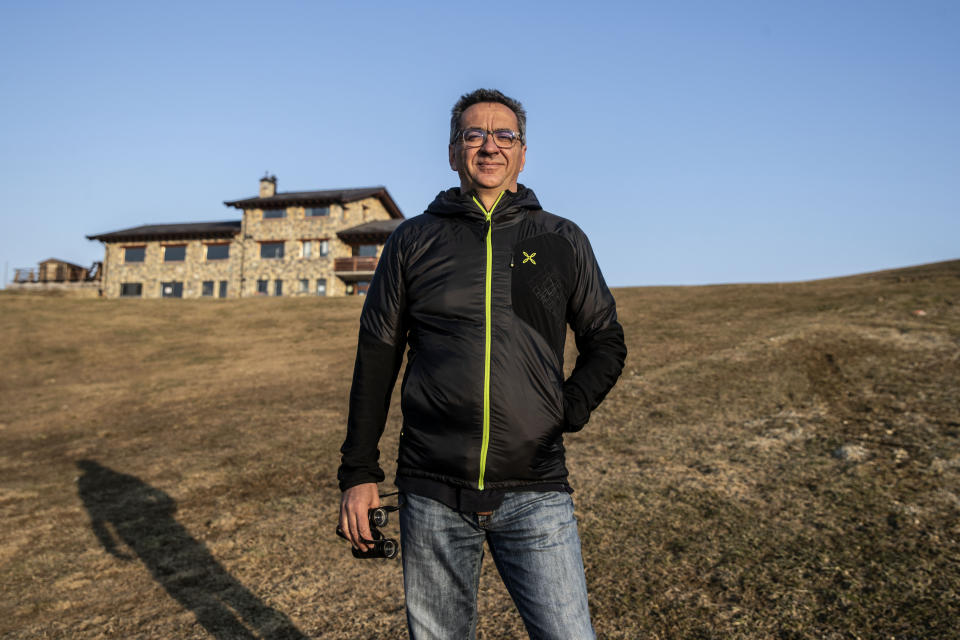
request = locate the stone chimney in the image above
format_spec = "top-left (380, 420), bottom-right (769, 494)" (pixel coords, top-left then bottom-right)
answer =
top-left (259, 173), bottom-right (277, 198)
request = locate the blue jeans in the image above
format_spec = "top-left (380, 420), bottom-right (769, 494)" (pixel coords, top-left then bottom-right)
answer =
top-left (399, 491), bottom-right (596, 640)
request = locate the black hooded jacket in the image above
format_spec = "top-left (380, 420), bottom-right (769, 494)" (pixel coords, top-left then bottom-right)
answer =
top-left (338, 185), bottom-right (626, 492)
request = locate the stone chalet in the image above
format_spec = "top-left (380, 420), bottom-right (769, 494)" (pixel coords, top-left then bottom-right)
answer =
top-left (87, 176), bottom-right (403, 298)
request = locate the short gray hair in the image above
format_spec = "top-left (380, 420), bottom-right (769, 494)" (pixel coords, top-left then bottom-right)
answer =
top-left (449, 88), bottom-right (526, 145)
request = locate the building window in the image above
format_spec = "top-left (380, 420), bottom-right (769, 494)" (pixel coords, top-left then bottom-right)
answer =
top-left (299, 278), bottom-right (309, 293)
top-left (354, 244), bottom-right (378, 257)
top-left (274, 279), bottom-right (283, 296)
top-left (161, 281), bottom-right (183, 298)
top-left (301, 239), bottom-right (328, 258)
top-left (164, 245), bottom-right (186, 262)
top-left (206, 244), bottom-right (230, 260)
top-left (345, 281), bottom-right (371, 296)
top-left (316, 278), bottom-right (327, 296)
top-left (124, 246), bottom-right (145, 263)
top-left (218, 281), bottom-right (228, 298)
top-left (263, 208), bottom-right (286, 219)
top-left (256, 279), bottom-right (268, 295)
top-left (260, 242), bottom-right (284, 259)
top-left (120, 282), bottom-right (142, 297)
top-left (202, 280), bottom-right (214, 297)
top-left (306, 206), bottom-right (329, 217)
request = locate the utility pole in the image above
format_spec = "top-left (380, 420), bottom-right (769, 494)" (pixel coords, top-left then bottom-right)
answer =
top-left (2, 261), bottom-right (7, 290)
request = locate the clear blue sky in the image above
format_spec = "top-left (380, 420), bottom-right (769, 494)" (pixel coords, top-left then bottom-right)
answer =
top-left (2, 1), bottom-right (957, 287)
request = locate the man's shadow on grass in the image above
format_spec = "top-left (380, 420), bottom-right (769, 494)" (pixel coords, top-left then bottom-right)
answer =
top-left (76, 460), bottom-right (308, 640)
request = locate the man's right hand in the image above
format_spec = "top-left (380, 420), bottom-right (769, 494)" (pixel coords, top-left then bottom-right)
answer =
top-left (339, 482), bottom-right (381, 552)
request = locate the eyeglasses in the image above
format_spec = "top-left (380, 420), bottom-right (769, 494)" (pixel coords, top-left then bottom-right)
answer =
top-left (456, 128), bottom-right (522, 149)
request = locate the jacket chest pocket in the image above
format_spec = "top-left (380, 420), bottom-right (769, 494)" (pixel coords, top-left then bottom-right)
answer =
top-left (510, 233), bottom-right (576, 358)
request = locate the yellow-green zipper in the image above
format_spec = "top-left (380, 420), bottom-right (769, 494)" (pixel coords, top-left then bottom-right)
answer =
top-left (471, 191), bottom-right (504, 490)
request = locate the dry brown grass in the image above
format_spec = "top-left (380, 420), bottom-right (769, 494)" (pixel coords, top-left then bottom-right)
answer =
top-left (2, 260), bottom-right (958, 639)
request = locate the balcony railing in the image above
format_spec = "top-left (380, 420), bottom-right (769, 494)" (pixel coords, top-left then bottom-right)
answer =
top-left (13, 268), bottom-right (37, 283)
top-left (333, 257), bottom-right (378, 273)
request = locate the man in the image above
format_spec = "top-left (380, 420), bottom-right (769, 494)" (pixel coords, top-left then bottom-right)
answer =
top-left (338, 88), bottom-right (626, 639)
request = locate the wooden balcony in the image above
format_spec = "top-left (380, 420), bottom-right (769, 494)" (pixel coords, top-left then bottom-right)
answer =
top-left (333, 256), bottom-right (378, 276)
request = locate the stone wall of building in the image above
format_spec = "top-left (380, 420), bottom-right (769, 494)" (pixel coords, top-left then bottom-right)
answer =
top-left (239, 196), bottom-right (391, 297)
top-left (97, 195), bottom-right (393, 299)
top-left (9, 281), bottom-right (100, 297)
top-left (101, 238), bottom-right (243, 299)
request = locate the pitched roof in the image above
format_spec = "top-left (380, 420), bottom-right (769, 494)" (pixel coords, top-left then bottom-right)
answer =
top-left (223, 186), bottom-right (404, 219)
top-left (87, 220), bottom-right (242, 242)
top-left (39, 258), bottom-right (87, 269)
top-left (336, 218), bottom-right (403, 243)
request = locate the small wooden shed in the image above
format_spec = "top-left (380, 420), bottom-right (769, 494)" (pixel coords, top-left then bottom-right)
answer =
top-left (38, 259), bottom-right (89, 283)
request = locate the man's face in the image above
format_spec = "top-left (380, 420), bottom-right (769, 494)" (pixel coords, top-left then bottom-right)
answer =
top-left (449, 102), bottom-right (526, 195)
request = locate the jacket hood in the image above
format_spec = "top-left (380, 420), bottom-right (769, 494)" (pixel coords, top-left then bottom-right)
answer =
top-left (425, 184), bottom-right (541, 222)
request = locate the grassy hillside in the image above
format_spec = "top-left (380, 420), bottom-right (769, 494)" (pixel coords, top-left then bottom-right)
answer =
top-left (1, 260), bottom-right (958, 639)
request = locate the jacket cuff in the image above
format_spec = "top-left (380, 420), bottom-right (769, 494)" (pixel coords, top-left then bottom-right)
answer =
top-left (337, 467), bottom-right (385, 492)
top-left (562, 383), bottom-right (590, 432)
